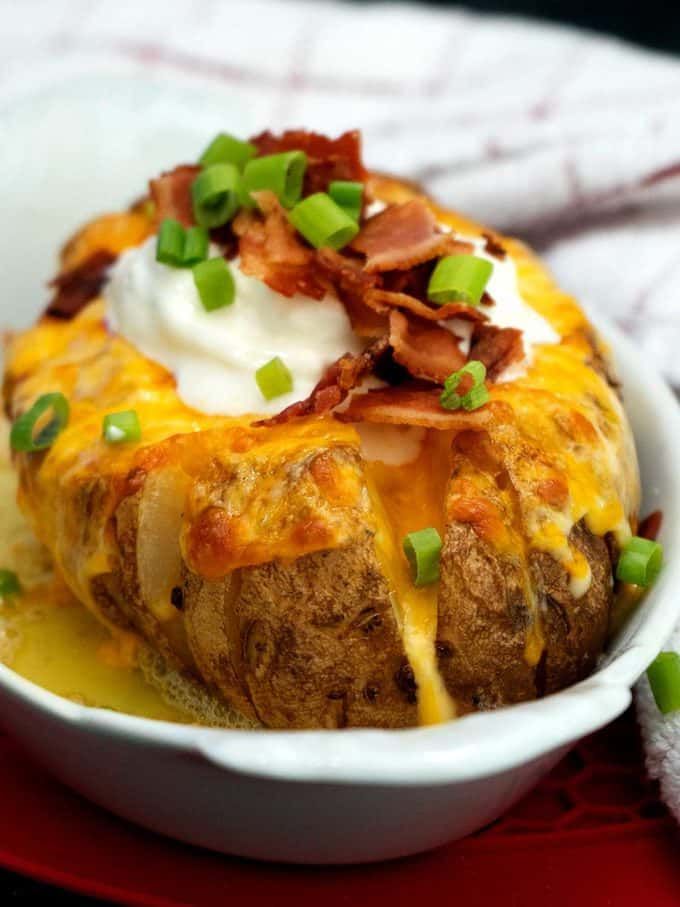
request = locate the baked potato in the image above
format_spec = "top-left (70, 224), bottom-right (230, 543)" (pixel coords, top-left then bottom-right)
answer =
top-left (3, 129), bottom-right (642, 729)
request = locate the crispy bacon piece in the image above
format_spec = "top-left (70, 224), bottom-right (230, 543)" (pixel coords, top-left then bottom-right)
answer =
top-left (351, 200), bottom-right (472, 273)
top-left (149, 164), bottom-right (199, 226)
top-left (254, 337), bottom-right (389, 427)
top-left (482, 232), bottom-right (506, 259)
top-left (315, 248), bottom-right (386, 337)
top-left (250, 130), bottom-right (366, 196)
top-left (389, 311), bottom-right (465, 384)
top-left (638, 510), bottom-right (663, 541)
top-left (233, 191), bottom-right (328, 299)
top-left (337, 385), bottom-right (498, 430)
top-left (381, 261), bottom-right (431, 300)
top-left (45, 250), bottom-right (116, 320)
top-left (469, 324), bottom-right (524, 380)
top-left (365, 289), bottom-right (487, 323)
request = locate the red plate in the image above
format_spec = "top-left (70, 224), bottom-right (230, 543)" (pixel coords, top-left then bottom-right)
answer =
top-left (1, 709), bottom-right (679, 906)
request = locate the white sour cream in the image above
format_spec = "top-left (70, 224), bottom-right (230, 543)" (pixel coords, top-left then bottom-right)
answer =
top-left (443, 232), bottom-right (559, 381)
top-left (105, 237), bottom-right (361, 416)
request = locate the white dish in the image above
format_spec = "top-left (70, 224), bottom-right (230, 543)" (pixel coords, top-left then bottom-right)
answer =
top-left (1, 317), bottom-right (679, 863)
top-left (2, 77), bottom-right (679, 864)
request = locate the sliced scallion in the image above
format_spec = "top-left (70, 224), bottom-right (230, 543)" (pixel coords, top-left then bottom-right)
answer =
top-left (328, 180), bottom-right (363, 221)
top-left (616, 536), bottom-right (663, 587)
top-left (440, 360), bottom-right (488, 412)
top-left (242, 151), bottom-right (307, 209)
top-left (403, 527), bottom-right (442, 587)
top-left (192, 164), bottom-right (242, 229)
top-left (10, 392), bottom-right (70, 453)
top-left (428, 254), bottom-right (494, 306)
top-left (0, 569), bottom-right (21, 599)
top-left (156, 218), bottom-right (186, 266)
top-left (182, 226), bottom-right (209, 266)
top-left (102, 410), bottom-right (141, 445)
top-left (289, 192), bottom-right (359, 250)
top-left (193, 258), bottom-right (235, 312)
top-left (255, 356), bottom-right (293, 401)
top-left (199, 133), bottom-right (256, 170)
top-left (647, 652), bottom-right (680, 714)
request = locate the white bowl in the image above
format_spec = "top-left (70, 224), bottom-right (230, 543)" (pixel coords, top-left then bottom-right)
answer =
top-left (1, 316), bottom-right (679, 863)
top-left (2, 75), bottom-right (679, 866)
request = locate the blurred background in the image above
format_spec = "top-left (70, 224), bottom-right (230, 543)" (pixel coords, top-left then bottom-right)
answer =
top-left (416, 0), bottom-right (680, 52)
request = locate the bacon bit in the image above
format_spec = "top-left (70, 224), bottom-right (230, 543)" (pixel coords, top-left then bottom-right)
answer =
top-left (638, 510), bottom-right (663, 541)
top-left (254, 337), bottom-right (389, 427)
top-left (149, 164), bottom-right (199, 227)
top-left (389, 310), bottom-right (465, 384)
top-left (381, 261), bottom-right (432, 299)
top-left (351, 200), bottom-right (472, 273)
top-left (337, 385), bottom-right (498, 430)
top-left (315, 248), bottom-right (386, 337)
top-left (234, 191), bottom-right (328, 299)
top-left (250, 129), bottom-right (366, 195)
top-left (482, 232), bottom-right (506, 259)
top-left (45, 250), bottom-right (116, 320)
top-left (366, 288), bottom-right (487, 323)
top-left (469, 324), bottom-right (524, 380)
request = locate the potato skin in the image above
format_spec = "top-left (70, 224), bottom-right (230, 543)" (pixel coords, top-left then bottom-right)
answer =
top-left (436, 521), bottom-right (614, 713)
top-left (184, 539), bottom-right (416, 729)
top-left (113, 445), bottom-right (418, 730)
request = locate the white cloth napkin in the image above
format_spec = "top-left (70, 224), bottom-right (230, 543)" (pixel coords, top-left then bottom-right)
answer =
top-left (3, 0), bottom-right (680, 807)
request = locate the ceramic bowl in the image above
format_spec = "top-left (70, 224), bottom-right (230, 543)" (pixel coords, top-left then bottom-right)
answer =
top-left (1, 315), bottom-right (679, 863)
top-left (2, 75), bottom-right (679, 865)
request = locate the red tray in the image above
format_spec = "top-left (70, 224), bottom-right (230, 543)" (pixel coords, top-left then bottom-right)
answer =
top-left (1, 708), bottom-right (679, 906)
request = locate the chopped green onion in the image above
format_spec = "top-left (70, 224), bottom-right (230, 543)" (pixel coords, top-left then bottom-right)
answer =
top-left (440, 361), bottom-right (488, 411)
top-left (255, 356), bottom-right (293, 401)
top-left (242, 151), bottom-right (307, 209)
top-left (403, 527), bottom-right (442, 587)
top-left (461, 383), bottom-right (490, 411)
top-left (0, 569), bottom-right (21, 599)
top-left (616, 536), bottom-right (663, 587)
top-left (10, 392), bottom-right (70, 453)
top-left (102, 410), bottom-right (141, 445)
top-left (193, 258), bottom-right (235, 311)
top-left (192, 164), bottom-right (242, 228)
top-left (199, 133), bottom-right (256, 170)
top-left (328, 180), bottom-right (363, 221)
top-left (289, 193), bottom-right (360, 250)
top-left (156, 218), bottom-right (186, 266)
top-left (647, 652), bottom-right (680, 714)
top-left (428, 255), bottom-right (494, 306)
top-left (156, 222), bottom-right (209, 268)
top-left (182, 226), bottom-right (209, 265)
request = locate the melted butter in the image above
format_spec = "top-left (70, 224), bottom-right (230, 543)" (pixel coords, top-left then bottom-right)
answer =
top-left (366, 432), bottom-right (455, 724)
top-left (0, 420), bottom-right (186, 721)
top-left (3, 592), bottom-right (185, 721)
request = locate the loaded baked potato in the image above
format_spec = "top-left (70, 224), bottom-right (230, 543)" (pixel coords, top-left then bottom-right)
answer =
top-left (3, 129), bottom-right (648, 729)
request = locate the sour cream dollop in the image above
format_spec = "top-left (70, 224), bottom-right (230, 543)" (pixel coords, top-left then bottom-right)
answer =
top-left (443, 232), bottom-right (559, 381)
top-left (105, 237), bottom-right (361, 416)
